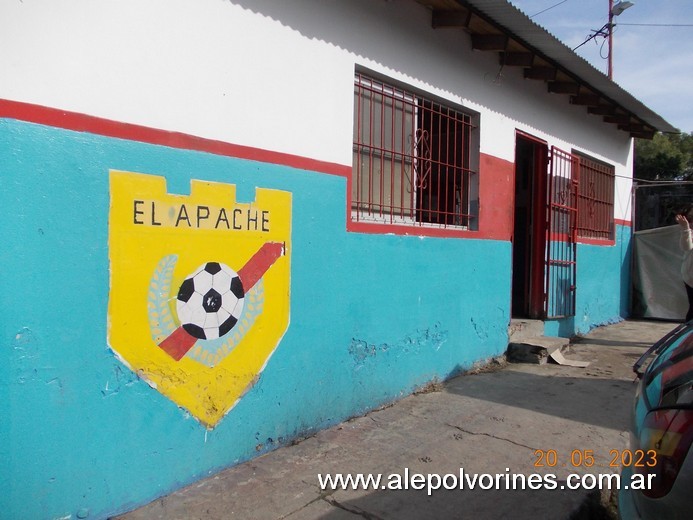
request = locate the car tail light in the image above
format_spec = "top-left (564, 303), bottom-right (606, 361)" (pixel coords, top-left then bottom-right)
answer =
top-left (637, 408), bottom-right (693, 498)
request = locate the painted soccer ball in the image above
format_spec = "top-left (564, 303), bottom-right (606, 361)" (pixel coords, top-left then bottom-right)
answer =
top-left (176, 262), bottom-right (245, 340)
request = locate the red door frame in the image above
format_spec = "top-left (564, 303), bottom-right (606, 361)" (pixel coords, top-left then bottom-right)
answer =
top-left (514, 131), bottom-right (549, 319)
top-left (513, 134), bottom-right (579, 320)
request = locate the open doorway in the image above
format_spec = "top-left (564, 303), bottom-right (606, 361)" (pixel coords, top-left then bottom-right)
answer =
top-left (512, 133), bottom-right (548, 319)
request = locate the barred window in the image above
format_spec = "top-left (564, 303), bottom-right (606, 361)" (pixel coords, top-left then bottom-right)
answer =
top-left (575, 153), bottom-right (615, 241)
top-left (352, 73), bottom-right (478, 230)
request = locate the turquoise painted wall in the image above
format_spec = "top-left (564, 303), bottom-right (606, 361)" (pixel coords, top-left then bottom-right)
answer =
top-left (1, 118), bottom-right (512, 519)
top-left (544, 223), bottom-right (632, 338)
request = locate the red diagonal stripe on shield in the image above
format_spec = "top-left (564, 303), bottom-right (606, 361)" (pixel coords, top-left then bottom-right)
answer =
top-left (158, 241), bottom-right (285, 361)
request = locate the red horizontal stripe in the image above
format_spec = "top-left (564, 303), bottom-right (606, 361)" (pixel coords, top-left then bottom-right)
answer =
top-left (548, 231), bottom-right (617, 246)
top-left (0, 98), bottom-right (350, 178)
top-left (578, 237), bottom-right (616, 246)
top-left (2, 99), bottom-right (634, 243)
top-left (347, 220), bottom-right (497, 240)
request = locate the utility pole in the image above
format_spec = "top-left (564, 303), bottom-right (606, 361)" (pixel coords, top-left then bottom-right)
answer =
top-left (608, 0), bottom-right (615, 79)
top-left (608, 1), bottom-right (634, 80)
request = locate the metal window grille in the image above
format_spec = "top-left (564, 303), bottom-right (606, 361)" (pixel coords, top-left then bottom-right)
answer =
top-left (352, 73), bottom-right (476, 229)
top-left (576, 156), bottom-right (615, 240)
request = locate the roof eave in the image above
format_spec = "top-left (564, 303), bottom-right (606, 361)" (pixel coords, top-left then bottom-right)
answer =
top-left (418, 0), bottom-right (678, 137)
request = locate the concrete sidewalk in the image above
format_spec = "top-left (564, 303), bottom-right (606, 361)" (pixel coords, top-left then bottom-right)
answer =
top-left (116, 320), bottom-right (678, 520)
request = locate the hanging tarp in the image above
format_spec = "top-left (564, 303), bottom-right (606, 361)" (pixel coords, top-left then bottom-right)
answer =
top-left (632, 225), bottom-right (687, 320)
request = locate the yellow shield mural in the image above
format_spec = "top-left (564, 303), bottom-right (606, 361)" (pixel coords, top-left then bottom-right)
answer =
top-left (107, 170), bottom-right (291, 427)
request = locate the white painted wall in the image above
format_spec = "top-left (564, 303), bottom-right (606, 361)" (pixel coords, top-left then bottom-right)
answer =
top-left (0, 0), bottom-right (634, 219)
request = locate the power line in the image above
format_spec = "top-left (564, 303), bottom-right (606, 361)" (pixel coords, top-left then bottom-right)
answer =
top-left (618, 23), bottom-right (693, 27)
top-left (571, 20), bottom-right (693, 53)
top-left (530, 0), bottom-right (570, 18)
top-left (634, 180), bottom-right (693, 188)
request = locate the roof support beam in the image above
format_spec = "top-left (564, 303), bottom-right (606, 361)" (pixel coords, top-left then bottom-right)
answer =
top-left (570, 94), bottom-right (602, 106)
top-left (548, 81), bottom-right (580, 95)
top-left (619, 123), bottom-right (655, 134)
top-left (432, 9), bottom-right (472, 28)
top-left (588, 106), bottom-right (616, 116)
top-left (524, 67), bottom-right (557, 81)
top-left (630, 129), bottom-right (657, 139)
top-left (471, 33), bottom-right (508, 51)
top-left (604, 114), bottom-right (632, 125)
top-left (619, 124), bottom-right (643, 132)
top-left (500, 52), bottom-right (534, 67)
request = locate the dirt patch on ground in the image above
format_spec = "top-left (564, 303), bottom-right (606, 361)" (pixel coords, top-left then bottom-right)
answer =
top-left (464, 356), bottom-right (508, 375)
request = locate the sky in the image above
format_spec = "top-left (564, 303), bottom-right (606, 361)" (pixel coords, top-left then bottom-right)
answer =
top-left (509, 0), bottom-right (693, 133)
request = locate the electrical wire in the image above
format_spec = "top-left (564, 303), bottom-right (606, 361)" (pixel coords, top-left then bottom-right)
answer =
top-left (618, 23), bottom-right (693, 27)
top-left (609, 172), bottom-right (693, 183)
top-left (530, 0), bottom-right (570, 19)
top-left (599, 28), bottom-right (610, 60)
top-left (573, 22), bottom-right (610, 51)
top-left (633, 179), bottom-right (693, 187)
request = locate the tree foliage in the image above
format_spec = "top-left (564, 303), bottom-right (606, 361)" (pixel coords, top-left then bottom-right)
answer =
top-left (634, 132), bottom-right (693, 230)
top-left (635, 132), bottom-right (693, 181)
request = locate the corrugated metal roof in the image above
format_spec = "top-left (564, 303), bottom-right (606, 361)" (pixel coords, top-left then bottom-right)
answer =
top-left (437, 0), bottom-right (678, 133)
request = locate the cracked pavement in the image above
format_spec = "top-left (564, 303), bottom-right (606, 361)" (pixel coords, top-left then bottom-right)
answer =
top-left (114, 320), bottom-right (678, 520)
